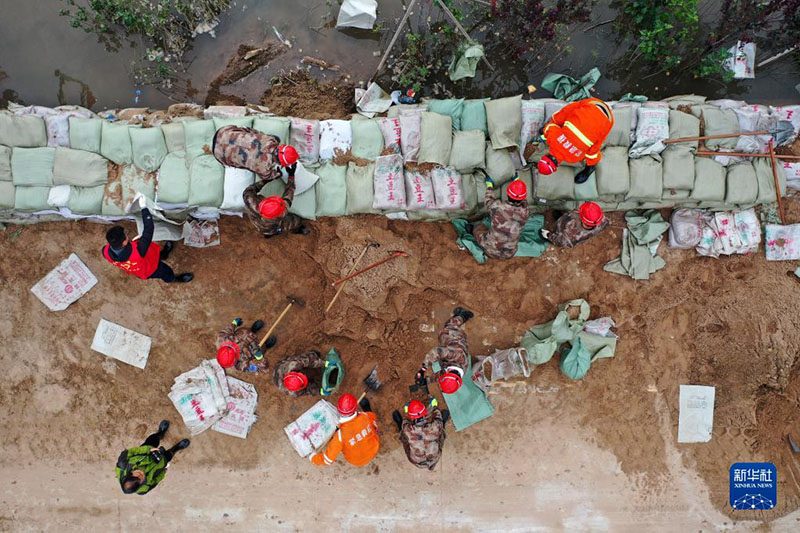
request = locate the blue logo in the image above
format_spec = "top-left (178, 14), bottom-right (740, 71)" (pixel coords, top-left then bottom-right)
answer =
top-left (730, 462), bottom-right (776, 510)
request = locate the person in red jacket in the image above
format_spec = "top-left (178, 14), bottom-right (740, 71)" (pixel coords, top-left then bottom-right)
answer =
top-left (310, 393), bottom-right (380, 467)
top-left (103, 198), bottom-right (193, 283)
top-left (537, 98), bottom-right (614, 184)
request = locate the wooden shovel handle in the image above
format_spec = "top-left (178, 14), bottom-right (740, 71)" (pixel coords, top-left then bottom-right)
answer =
top-left (259, 302), bottom-right (292, 347)
top-left (664, 131), bottom-right (769, 144)
top-left (768, 139), bottom-right (786, 225)
top-left (325, 245), bottom-right (372, 313)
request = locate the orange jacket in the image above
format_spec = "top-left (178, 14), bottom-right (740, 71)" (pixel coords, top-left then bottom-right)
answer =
top-left (311, 412), bottom-right (379, 467)
top-left (543, 98), bottom-right (614, 166)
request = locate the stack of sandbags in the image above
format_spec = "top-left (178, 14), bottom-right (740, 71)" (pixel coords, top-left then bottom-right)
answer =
top-left (53, 147), bottom-right (109, 215)
top-left (168, 359), bottom-right (231, 435)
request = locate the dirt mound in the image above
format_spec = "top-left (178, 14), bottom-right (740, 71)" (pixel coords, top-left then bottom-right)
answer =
top-left (206, 43), bottom-right (286, 106)
top-left (260, 70), bottom-right (355, 120)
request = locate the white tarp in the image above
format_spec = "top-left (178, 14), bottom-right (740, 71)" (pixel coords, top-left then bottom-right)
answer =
top-left (284, 400), bottom-right (340, 457)
top-left (336, 0), bottom-right (378, 30)
top-left (726, 41), bottom-right (756, 79)
top-left (31, 253), bottom-right (97, 311)
top-left (169, 359), bottom-right (231, 435)
top-left (91, 319), bottom-right (152, 369)
top-left (212, 377), bottom-right (258, 439)
top-left (678, 385), bottom-right (715, 443)
top-left (130, 192), bottom-right (184, 242)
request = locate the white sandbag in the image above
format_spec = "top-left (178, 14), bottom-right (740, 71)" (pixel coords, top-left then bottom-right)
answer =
top-left (668, 208), bottom-right (702, 249)
top-left (47, 184), bottom-right (71, 208)
top-left (724, 41), bottom-right (755, 80)
top-left (784, 162), bottom-right (800, 191)
top-left (168, 359), bottom-right (231, 435)
top-left (629, 106), bottom-right (669, 158)
top-left (405, 168), bottom-right (436, 210)
top-left (337, 0), bottom-right (378, 30)
top-left (378, 117), bottom-right (402, 150)
top-left (771, 105), bottom-right (800, 136)
top-left (280, 161), bottom-right (319, 195)
top-left (399, 113), bottom-right (421, 163)
top-left (284, 400), bottom-right (340, 457)
top-left (431, 166), bottom-right (465, 211)
top-left (372, 154), bottom-right (405, 210)
top-left (319, 120), bottom-right (352, 160)
top-left (290, 118), bottom-right (321, 163)
top-left (520, 100), bottom-right (546, 148)
top-left (220, 167), bottom-right (255, 210)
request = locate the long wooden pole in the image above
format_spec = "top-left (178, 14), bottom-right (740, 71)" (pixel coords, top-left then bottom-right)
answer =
top-left (325, 244), bottom-right (373, 313)
top-left (768, 139), bottom-right (787, 225)
top-left (371, 0), bottom-right (418, 83)
top-left (259, 302), bottom-right (293, 348)
top-left (665, 131), bottom-right (771, 144)
top-left (435, 0), bottom-right (495, 71)
top-left (696, 151), bottom-right (800, 160)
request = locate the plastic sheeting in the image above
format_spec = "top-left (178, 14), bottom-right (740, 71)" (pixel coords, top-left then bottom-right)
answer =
top-left (337, 0), bottom-right (377, 30)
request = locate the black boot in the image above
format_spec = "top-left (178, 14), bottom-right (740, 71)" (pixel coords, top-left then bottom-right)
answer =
top-left (264, 335), bottom-right (277, 349)
top-left (574, 166), bottom-right (595, 184)
top-left (292, 226), bottom-right (309, 235)
top-left (172, 439), bottom-right (190, 451)
top-left (160, 241), bottom-right (174, 260)
top-left (177, 273), bottom-right (193, 283)
top-left (250, 320), bottom-right (264, 333)
top-left (392, 410), bottom-right (403, 431)
top-left (441, 410), bottom-right (450, 425)
top-left (452, 307), bottom-right (474, 323)
top-left (158, 420), bottom-right (170, 433)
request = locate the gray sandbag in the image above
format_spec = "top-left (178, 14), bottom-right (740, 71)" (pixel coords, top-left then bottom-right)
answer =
top-left (11, 147), bottom-right (55, 186)
top-left (595, 146), bottom-right (630, 196)
top-left (253, 116), bottom-right (291, 143)
top-left (130, 127), bottom-right (168, 172)
top-left (67, 185), bottom-right (105, 215)
top-left (0, 114), bottom-right (47, 147)
top-left (754, 157), bottom-right (787, 204)
top-left (0, 145), bottom-right (11, 181)
top-left (157, 151), bottom-right (190, 204)
top-left (184, 119), bottom-right (216, 164)
top-left (450, 130), bottom-right (486, 172)
top-left (690, 158), bottom-right (726, 201)
top-left (484, 144), bottom-right (515, 185)
top-left (53, 147), bottom-right (108, 187)
top-left (418, 112), bottom-right (453, 166)
top-left (536, 165), bottom-right (575, 200)
top-left (350, 118), bottom-right (383, 160)
top-left (485, 95), bottom-right (522, 150)
top-left (346, 161), bottom-right (376, 214)
top-left (100, 122), bottom-right (133, 164)
top-left (725, 162), bottom-right (758, 205)
top-left (161, 121), bottom-right (187, 152)
top-left (68, 117), bottom-right (103, 153)
top-left (0, 181), bottom-right (14, 208)
top-left (188, 155), bottom-right (224, 207)
top-left (668, 110), bottom-right (700, 148)
top-left (213, 116), bottom-right (254, 130)
top-left (661, 145), bottom-right (695, 189)
top-left (315, 162), bottom-right (348, 216)
top-left (13, 186), bottom-right (51, 211)
top-left (702, 107), bottom-right (739, 150)
top-left (626, 155), bottom-right (663, 201)
top-left (603, 106), bottom-right (632, 148)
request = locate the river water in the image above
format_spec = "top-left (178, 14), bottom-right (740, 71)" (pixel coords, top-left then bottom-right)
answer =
top-left (0, 0), bottom-right (797, 110)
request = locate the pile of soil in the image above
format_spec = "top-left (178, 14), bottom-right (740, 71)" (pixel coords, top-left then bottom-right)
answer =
top-left (260, 70), bottom-right (355, 120)
top-left (205, 43), bottom-right (286, 106)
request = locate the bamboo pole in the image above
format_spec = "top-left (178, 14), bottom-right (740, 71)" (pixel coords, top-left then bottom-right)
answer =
top-left (434, 0), bottom-right (495, 71)
top-left (768, 139), bottom-right (787, 225)
top-left (371, 0), bottom-right (418, 83)
top-left (695, 151), bottom-right (800, 160)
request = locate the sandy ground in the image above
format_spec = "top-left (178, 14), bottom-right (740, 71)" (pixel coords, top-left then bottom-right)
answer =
top-left (2, 206), bottom-right (800, 530)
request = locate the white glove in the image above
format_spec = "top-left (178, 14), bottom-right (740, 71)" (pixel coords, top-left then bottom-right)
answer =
top-left (137, 195), bottom-right (147, 209)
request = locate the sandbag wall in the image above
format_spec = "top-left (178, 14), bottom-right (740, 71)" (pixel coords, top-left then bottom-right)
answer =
top-left (0, 97), bottom-right (798, 221)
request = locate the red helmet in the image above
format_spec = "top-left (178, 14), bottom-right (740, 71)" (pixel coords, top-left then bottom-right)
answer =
top-left (216, 342), bottom-right (240, 369)
top-left (537, 154), bottom-right (558, 175)
top-left (283, 372), bottom-right (308, 392)
top-left (258, 196), bottom-right (286, 219)
top-left (439, 367), bottom-right (463, 394)
top-left (507, 179), bottom-right (527, 201)
top-left (405, 400), bottom-right (427, 420)
top-left (277, 145), bottom-right (299, 167)
top-left (578, 201), bottom-right (604, 227)
top-left (337, 393), bottom-right (358, 416)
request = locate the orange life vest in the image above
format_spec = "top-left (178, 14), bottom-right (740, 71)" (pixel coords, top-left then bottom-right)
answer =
top-left (311, 412), bottom-right (380, 467)
top-left (103, 239), bottom-right (161, 279)
top-left (543, 98), bottom-right (614, 166)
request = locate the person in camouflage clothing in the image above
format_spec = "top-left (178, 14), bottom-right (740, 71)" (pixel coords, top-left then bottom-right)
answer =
top-left (212, 125), bottom-right (297, 180)
top-left (216, 318), bottom-right (271, 374)
top-left (540, 201), bottom-right (608, 248)
top-left (417, 307), bottom-right (474, 395)
top-left (392, 398), bottom-right (449, 470)
top-left (468, 170), bottom-right (530, 260)
top-left (116, 420), bottom-right (190, 495)
top-left (273, 350), bottom-right (326, 397)
top-left (242, 168), bottom-right (309, 238)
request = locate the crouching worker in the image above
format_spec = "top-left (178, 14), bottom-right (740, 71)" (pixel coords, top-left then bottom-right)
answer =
top-left (392, 398), bottom-right (448, 471)
top-left (216, 318), bottom-right (273, 373)
top-left (417, 307), bottom-right (474, 395)
top-left (103, 197), bottom-right (193, 283)
top-left (213, 125), bottom-right (299, 181)
top-left (273, 350), bottom-right (326, 397)
top-left (311, 393), bottom-right (380, 467)
top-left (116, 420), bottom-right (189, 495)
top-left (467, 171), bottom-right (529, 260)
top-left (540, 201), bottom-right (609, 248)
top-left (242, 162), bottom-right (309, 238)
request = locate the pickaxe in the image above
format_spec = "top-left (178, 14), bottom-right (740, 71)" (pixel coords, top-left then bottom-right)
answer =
top-left (325, 242), bottom-right (380, 313)
top-left (259, 295), bottom-right (306, 348)
top-left (332, 251), bottom-right (409, 286)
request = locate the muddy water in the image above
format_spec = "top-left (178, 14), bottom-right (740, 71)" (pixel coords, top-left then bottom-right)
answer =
top-left (0, 0), bottom-right (797, 110)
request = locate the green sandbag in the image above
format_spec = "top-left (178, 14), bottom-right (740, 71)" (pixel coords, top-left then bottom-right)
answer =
top-left (68, 117), bottom-right (103, 153)
top-left (0, 114), bottom-right (46, 147)
top-left (130, 127), bottom-right (168, 172)
top-left (11, 147), bottom-right (55, 186)
top-left (188, 155), bottom-right (224, 207)
top-left (574, 172), bottom-right (599, 201)
top-left (626, 155), bottom-right (663, 201)
top-left (754, 158), bottom-right (786, 204)
top-left (595, 146), bottom-right (630, 195)
top-left (536, 164), bottom-right (575, 200)
top-left (460, 99), bottom-right (489, 135)
top-left (725, 162), bottom-right (758, 205)
top-left (184, 120), bottom-right (216, 164)
top-left (253, 116), bottom-right (291, 143)
top-left (213, 116), bottom-right (254, 130)
top-left (13, 186), bottom-right (51, 211)
top-left (100, 122), bottom-right (133, 164)
top-left (690, 157), bottom-right (726, 201)
top-left (668, 110), bottom-right (700, 148)
top-left (102, 164), bottom-right (158, 216)
top-left (603, 106), bottom-right (632, 147)
top-left (67, 185), bottom-right (105, 215)
top-left (485, 95), bottom-right (522, 150)
top-left (0, 181), bottom-right (15, 208)
top-left (662, 145), bottom-right (695, 189)
top-left (702, 107), bottom-right (739, 150)
top-left (427, 99), bottom-right (464, 130)
top-left (157, 151), bottom-right (190, 204)
top-left (259, 178), bottom-right (285, 197)
top-left (320, 348), bottom-right (345, 396)
top-left (559, 337), bottom-right (591, 380)
top-left (484, 144), bottom-right (515, 185)
top-left (315, 162), bottom-right (348, 216)
top-left (459, 172), bottom-right (479, 214)
top-left (350, 119), bottom-right (383, 160)
top-left (0, 145), bottom-right (11, 181)
top-left (161, 122), bottom-right (186, 152)
top-left (450, 130), bottom-right (486, 172)
top-left (345, 162), bottom-right (376, 214)
top-left (53, 147), bottom-right (108, 187)
top-left (288, 184), bottom-right (317, 220)
top-left (418, 112), bottom-right (453, 166)
top-left (662, 188), bottom-right (692, 203)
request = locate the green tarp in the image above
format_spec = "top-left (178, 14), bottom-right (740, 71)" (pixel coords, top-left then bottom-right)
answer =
top-left (452, 214), bottom-right (549, 264)
top-left (604, 210), bottom-right (669, 280)
top-left (541, 68), bottom-right (601, 102)
top-left (449, 43), bottom-right (484, 82)
top-left (432, 358), bottom-right (494, 432)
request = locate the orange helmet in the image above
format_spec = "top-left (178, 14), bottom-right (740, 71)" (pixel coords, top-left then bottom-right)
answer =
top-left (578, 201), bottom-right (604, 227)
top-left (507, 179), bottom-right (527, 201)
top-left (405, 400), bottom-right (427, 420)
top-left (258, 196), bottom-right (286, 219)
top-left (216, 342), bottom-right (240, 369)
top-left (337, 393), bottom-right (358, 416)
top-left (283, 372), bottom-right (308, 392)
top-left (277, 145), bottom-right (299, 167)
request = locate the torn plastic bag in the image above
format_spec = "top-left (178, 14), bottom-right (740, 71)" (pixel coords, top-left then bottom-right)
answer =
top-left (449, 42), bottom-right (484, 82)
top-left (472, 347), bottom-right (530, 391)
top-left (337, 0), bottom-right (377, 30)
top-left (725, 41), bottom-right (755, 79)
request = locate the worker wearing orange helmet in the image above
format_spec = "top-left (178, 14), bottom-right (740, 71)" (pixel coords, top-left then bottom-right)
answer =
top-left (537, 98), bottom-right (614, 184)
top-left (311, 393), bottom-right (380, 467)
top-left (392, 397), bottom-right (448, 470)
top-left (215, 318), bottom-right (273, 374)
top-left (540, 201), bottom-right (609, 248)
top-left (417, 307), bottom-right (474, 396)
top-left (466, 170), bottom-right (530, 260)
top-left (272, 350), bottom-right (326, 397)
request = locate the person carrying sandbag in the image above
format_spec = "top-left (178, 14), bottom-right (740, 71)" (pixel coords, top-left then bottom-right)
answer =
top-left (392, 398), bottom-right (448, 471)
top-left (416, 307), bottom-right (474, 395)
top-left (273, 350), bottom-right (326, 397)
top-left (465, 170), bottom-right (530, 260)
top-left (310, 393), bottom-right (380, 467)
top-left (241, 162), bottom-right (310, 238)
top-left (537, 98), bottom-right (614, 184)
top-left (212, 125), bottom-right (299, 181)
top-left (115, 420), bottom-right (190, 495)
top-left (540, 201), bottom-right (609, 248)
top-left (216, 317), bottom-right (270, 374)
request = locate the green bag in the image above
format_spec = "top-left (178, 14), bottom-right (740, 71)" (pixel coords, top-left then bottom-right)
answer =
top-left (484, 95), bottom-right (522, 150)
top-left (11, 147), bottom-right (55, 186)
top-left (130, 127), bottom-right (168, 172)
top-left (100, 122), bottom-right (133, 165)
top-left (67, 185), bottom-right (105, 215)
top-left (702, 107), bottom-right (739, 150)
top-left (13, 185), bottom-right (51, 211)
top-left (418, 112), bottom-right (453, 166)
top-left (350, 119), bottom-right (384, 160)
top-left (320, 348), bottom-right (345, 396)
top-left (0, 114), bottom-right (46, 147)
top-left (484, 144), bottom-right (515, 185)
top-left (428, 99), bottom-right (465, 130)
top-left (213, 116), bottom-right (254, 130)
top-left (668, 110), bottom-right (700, 148)
top-left (188, 155), bottom-right (224, 207)
top-left (253, 117), bottom-right (291, 143)
top-left (288, 183), bottom-right (317, 220)
top-left (160, 122), bottom-right (187, 153)
top-left (559, 337), bottom-right (591, 380)
top-left (574, 172), bottom-right (599, 201)
top-left (53, 147), bottom-right (108, 187)
top-left (0, 145), bottom-right (12, 181)
top-left (662, 145), bottom-right (695, 190)
top-left (460, 99), bottom-right (489, 135)
top-left (315, 162), bottom-right (348, 216)
top-left (521, 299), bottom-right (590, 365)
top-left (536, 164), bottom-right (575, 200)
top-left (626, 155), bottom-right (663, 201)
top-left (0, 181), bottom-right (14, 208)
top-left (754, 157), bottom-right (786, 204)
top-left (449, 130), bottom-right (485, 172)
top-left (345, 162), bottom-right (375, 214)
top-left (690, 157), bottom-right (726, 201)
top-left (595, 146), bottom-right (630, 196)
top-left (448, 43), bottom-right (484, 82)
top-left (184, 120), bottom-right (216, 164)
top-left (68, 117), bottom-right (103, 153)
top-left (432, 358), bottom-right (494, 432)
top-left (603, 106), bottom-right (632, 148)
top-left (156, 151), bottom-right (190, 204)
top-left (725, 162), bottom-right (758, 205)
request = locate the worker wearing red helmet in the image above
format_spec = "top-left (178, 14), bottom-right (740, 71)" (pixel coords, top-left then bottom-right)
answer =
top-left (392, 397), bottom-right (448, 470)
top-left (311, 393), bottom-right (380, 467)
top-left (466, 170), bottom-right (530, 260)
top-left (272, 350), bottom-right (326, 397)
top-left (417, 307), bottom-right (474, 396)
top-left (537, 98), bottom-right (615, 184)
top-left (539, 201), bottom-right (609, 248)
top-left (215, 318), bottom-right (272, 374)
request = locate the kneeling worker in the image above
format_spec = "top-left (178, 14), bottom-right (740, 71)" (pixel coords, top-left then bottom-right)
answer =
top-left (417, 307), bottom-right (474, 395)
top-left (540, 201), bottom-right (609, 248)
top-left (311, 393), bottom-right (379, 467)
top-left (242, 161), bottom-right (309, 238)
top-left (273, 350), bottom-right (326, 397)
top-left (116, 420), bottom-right (189, 495)
top-left (468, 171), bottom-right (530, 260)
top-left (216, 318), bottom-right (271, 374)
top-left (392, 398), bottom-right (448, 471)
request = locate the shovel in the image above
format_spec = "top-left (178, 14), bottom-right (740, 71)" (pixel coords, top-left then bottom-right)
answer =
top-left (664, 120), bottom-right (795, 146)
top-left (259, 295), bottom-right (306, 348)
top-left (356, 365), bottom-right (383, 403)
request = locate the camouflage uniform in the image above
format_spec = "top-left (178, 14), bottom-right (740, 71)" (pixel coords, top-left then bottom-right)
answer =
top-left (547, 210), bottom-right (609, 248)
top-left (399, 408), bottom-right (446, 470)
top-left (213, 126), bottom-right (282, 180)
top-left (471, 188), bottom-right (530, 259)
top-left (272, 351), bottom-right (326, 397)
top-left (242, 178), bottom-right (303, 237)
top-left (216, 324), bottom-right (268, 373)
top-left (423, 316), bottom-right (469, 377)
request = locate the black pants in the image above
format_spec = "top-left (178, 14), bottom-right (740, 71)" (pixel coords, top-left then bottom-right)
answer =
top-left (142, 430), bottom-right (174, 463)
top-left (148, 262), bottom-right (176, 283)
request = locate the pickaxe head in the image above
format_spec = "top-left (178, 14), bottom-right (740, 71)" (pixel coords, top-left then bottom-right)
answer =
top-left (389, 250), bottom-right (409, 258)
top-left (286, 296), bottom-right (306, 307)
top-left (367, 242), bottom-right (380, 249)
top-left (363, 365), bottom-right (383, 392)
